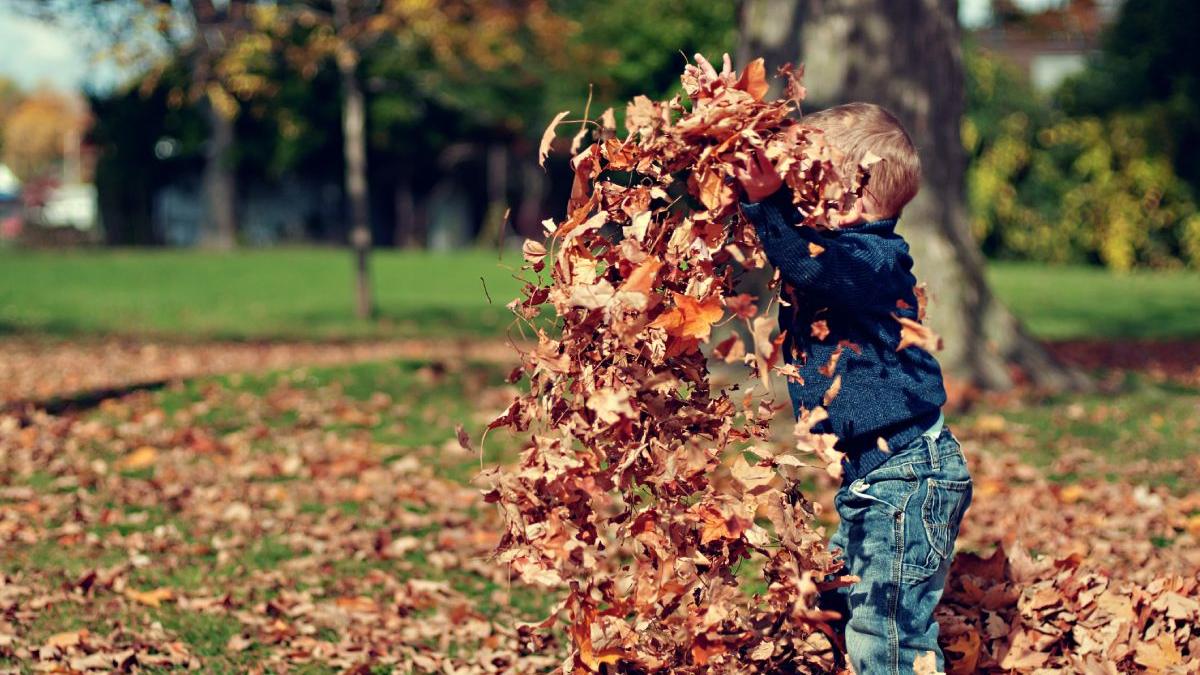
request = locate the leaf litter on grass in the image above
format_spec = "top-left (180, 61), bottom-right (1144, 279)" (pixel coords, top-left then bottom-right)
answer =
top-left (1, 360), bottom-right (559, 673)
top-left (0, 350), bottom-right (1197, 672)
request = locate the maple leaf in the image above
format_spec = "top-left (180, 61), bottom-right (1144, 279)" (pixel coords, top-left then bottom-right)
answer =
top-left (734, 58), bottom-right (770, 101)
top-left (713, 334), bottom-right (746, 363)
top-left (651, 292), bottom-right (724, 341)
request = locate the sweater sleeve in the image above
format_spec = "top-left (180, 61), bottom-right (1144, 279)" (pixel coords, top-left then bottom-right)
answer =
top-left (739, 189), bottom-right (893, 310)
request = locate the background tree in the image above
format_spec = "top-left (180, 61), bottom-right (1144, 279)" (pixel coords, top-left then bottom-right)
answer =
top-left (2, 90), bottom-right (89, 182)
top-left (738, 0), bottom-right (1085, 391)
top-left (1056, 0), bottom-right (1200, 194)
top-left (18, 0), bottom-right (254, 249)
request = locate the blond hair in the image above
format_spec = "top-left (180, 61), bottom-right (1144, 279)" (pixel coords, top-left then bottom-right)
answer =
top-left (802, 103), bottom-right (921, 218)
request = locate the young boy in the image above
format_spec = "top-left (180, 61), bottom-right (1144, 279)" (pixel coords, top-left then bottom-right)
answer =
top-left (737, 102), bottom-right (974, 674)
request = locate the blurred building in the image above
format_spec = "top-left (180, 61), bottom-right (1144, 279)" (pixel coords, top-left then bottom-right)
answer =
top-left (975, 0), bottom-right (1124, 91)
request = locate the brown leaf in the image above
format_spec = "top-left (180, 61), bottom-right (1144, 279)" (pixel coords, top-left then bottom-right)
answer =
top-left (538, 110), bottom-right (570, 168)
top-left (895, 316), bottom-right (943, 353)
top-left (810, 319), bottom-right (829, 340)
top-left (124, 587), bottom-right (174, 608)
top-left (734, 58), bottom-right (770, 101)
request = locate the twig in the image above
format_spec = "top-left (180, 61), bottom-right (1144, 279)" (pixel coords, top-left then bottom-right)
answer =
top-left (480, 276), bottom-right (493, 304)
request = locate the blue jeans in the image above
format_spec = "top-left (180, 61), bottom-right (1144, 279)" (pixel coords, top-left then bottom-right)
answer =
top-left (824, 423), bottom-right (973, 675)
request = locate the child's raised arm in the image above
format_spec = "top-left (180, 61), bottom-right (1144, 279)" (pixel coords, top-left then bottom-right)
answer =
top-left (741, 188), bottom-right (907, 313)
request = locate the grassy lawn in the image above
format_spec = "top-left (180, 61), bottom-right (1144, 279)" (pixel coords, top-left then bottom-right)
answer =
top-left (0, 248), bottom-right (526, 340)
top-left (1, 248), bottom-right (1198, 341)
top-left (986, 261), bottom-right (1200, 340)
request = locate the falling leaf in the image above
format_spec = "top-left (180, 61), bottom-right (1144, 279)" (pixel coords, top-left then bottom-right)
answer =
top-left (538, 110), bottom-right (570, 168)
top-left (619, 257), bottom-right (662, 297)
top-left (810, 319), bottom-right (829, 340)
top-left (913, 650), bottom-right (941, 675)
top-left (455, 424), bottom-right (472, 452)
top-left (822, 375), bottom-right (842, 406)
top-left (895, 315), bottom-right (943, 352)
top-left (522, 239), bottom-right (547, 263)
top-left (651, 292), bottom-right (724, 341)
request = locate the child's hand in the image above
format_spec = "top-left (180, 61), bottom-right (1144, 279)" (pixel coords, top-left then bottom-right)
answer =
top-left (734, 148), bottom-right (784, 202)
top-left (685, 53), bottom-right (739, 98)
top-left (692, 52), bottom-right (736, 89)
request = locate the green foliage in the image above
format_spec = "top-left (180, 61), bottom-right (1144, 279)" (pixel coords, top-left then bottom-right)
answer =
top-left (964, 47), bottom-right (1200, 270)
top-left (1055, 0), bottom-right (1200, 191)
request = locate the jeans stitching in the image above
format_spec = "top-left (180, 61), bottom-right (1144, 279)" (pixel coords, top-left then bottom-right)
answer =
top-left (889, 499), bottom-right (904, 674)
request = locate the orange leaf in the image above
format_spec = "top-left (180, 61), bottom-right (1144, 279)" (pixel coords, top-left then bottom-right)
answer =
top-left (619, 257), bottom-right (662, 296)
top-left (124, 587), bottom-right (174, 608)
top-left (651, 292), bottom-right (723, 342)
top-left (944, 628), bottom-right (982, 675)
top-left (116, 446), bottom-right (157, 471)
top-left (734, 58), bottom-right (770, 101)
top-left (895, 316), bottom-right (942, 352)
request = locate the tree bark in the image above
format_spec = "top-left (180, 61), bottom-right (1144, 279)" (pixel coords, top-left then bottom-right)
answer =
top-left (333, 0), bottom-right (374, 320)
top-left (739, 0), bottom-right (1086, 390)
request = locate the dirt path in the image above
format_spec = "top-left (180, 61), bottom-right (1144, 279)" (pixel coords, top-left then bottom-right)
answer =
top-left (0, 337), bottom-right (522, 407)
top-left (3, 336), bottom-right (1196, 409)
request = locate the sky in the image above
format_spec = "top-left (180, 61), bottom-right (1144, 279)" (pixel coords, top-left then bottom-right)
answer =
top-left (0, 0), bottom-right (1064, 94)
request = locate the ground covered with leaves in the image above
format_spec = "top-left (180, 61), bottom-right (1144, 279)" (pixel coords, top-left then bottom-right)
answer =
top-left (1, 340), bottom-right (1197, 673)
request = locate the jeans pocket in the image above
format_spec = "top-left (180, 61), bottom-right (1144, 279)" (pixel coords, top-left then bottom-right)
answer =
top-left (921, 477), bottom-right (972, 569)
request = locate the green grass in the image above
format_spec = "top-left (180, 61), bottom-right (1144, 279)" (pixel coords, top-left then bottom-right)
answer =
top-left (986, 261), bottom-right (1200, 340)
top-left (1, 249), bottom-right (1197, 341)
top-left (0, 248), bottom-right (526, 340)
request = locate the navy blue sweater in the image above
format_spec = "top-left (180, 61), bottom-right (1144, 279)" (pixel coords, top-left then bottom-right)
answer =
top-left (740, 189), bottom-right (946, 483)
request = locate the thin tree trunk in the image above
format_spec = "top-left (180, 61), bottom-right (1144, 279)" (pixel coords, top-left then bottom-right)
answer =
top-left (394, 170), bottom-right (417, 248)
top-left (739, 0), bottom-right (1086, 391)
top-left (202, 91), bottom-right (237, 249)
top-left (478, 142), bottom-right (509, 249)
top-left (516, 158), bottom-right (547, 239)
top-left (333, 0), bottom-right (373, 320)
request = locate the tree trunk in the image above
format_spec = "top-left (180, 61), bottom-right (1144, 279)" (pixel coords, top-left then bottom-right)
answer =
top-left (394, 170), bottom-right (418, 248)
top-left (739, 0), bottom-right (1085, 391)
top-left (478, 142), bottom-right (509, 249)
top-left (517, 158), bottom-right (548, 239)
top-left (202, 89), bottom-right (238, 249)
top-left (333, 0), bottom-right (374, 320)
